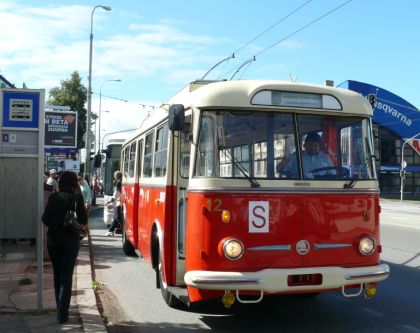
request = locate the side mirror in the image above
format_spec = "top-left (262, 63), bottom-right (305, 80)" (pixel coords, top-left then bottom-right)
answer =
top-left (168, 104), bottom-right (185, 131)
top-left (368, 94), bottom-right (376, 109)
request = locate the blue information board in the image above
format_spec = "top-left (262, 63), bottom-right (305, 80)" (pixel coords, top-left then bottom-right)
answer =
top-left (339, 80), bottom-right (420, 139)
top-left (2, 91), bottom-right (40, 128)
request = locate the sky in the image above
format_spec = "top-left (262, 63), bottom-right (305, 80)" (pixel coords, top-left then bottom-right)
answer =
top-left (1, 0), bottom-right (419, 148)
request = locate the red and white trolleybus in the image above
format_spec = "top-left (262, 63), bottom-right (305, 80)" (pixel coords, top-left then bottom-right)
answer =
top-left (120, 80), bottom-right (390, 308)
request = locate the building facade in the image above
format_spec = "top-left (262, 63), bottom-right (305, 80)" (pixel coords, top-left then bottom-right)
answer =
top-left (340, 80), bottom-right (420, 195)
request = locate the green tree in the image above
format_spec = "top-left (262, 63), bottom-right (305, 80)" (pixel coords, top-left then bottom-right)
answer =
top-left (48, 71), bottom-right (91, 149)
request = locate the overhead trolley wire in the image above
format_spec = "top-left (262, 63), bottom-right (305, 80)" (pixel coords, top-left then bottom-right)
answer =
top-left (206, 0), bottom-right (312, 80)
top-left (253, 0), bottom-right (353, 58)
top-left (233, 0), bottom-right (313, 55)
top-left (92, 91), bottom-right (128, 103)
top-left (220, 0), bottom-right (353, 80)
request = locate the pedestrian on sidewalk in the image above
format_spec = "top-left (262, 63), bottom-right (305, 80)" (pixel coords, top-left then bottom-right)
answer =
top-left (47, 169), bottom-right (59, 192)
top-left (78, 175), bottom-right (92, 215)
top-left (105, 170), bottom-right (122, 236)
top-left (42, 171), bottom-right (88, 324)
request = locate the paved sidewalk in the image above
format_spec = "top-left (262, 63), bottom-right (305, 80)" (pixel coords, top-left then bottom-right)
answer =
top-left (0, 205), bottom-right (106, 332)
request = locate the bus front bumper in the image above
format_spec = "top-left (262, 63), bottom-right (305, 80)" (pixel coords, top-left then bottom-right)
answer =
top-left (184, 264), bottom-right (390, 293)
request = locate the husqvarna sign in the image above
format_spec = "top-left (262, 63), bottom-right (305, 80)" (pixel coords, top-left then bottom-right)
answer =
top-left (340, 80), bottom-right (420, 141)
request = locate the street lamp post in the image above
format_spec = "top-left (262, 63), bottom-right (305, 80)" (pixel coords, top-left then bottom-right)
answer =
top-left (98, 79), bottom-right (121, 154)
top-left (85, 4), bottom-right (111, 175)
top-left (400, 132), bottom-right (420, 202)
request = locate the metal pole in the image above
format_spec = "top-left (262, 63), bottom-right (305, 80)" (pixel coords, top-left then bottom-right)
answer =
top-left (37, 90), bottom-right (46, 313)
top-left (400, 132), bottom-right (420, 202)
top-left (85, 5), bottom-right (111, 175)
top-left (98, 87), bottom-right (102, 153)
top-left (400, 144), bottom-right (405, 202)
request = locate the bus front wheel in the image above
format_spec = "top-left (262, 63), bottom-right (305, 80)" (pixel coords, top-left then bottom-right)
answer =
top-left (158, 252), bottom-right (182, 308)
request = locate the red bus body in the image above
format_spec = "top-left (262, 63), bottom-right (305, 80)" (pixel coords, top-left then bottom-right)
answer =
top-left (120, 80), bottom-right (389, 308)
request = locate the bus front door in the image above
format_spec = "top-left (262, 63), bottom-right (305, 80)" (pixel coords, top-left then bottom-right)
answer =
top-left (174, 115), bottom-right (191, 285)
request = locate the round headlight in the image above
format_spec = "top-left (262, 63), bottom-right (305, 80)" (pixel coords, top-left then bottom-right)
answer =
top-left (222, 238), bottom-right (244, 260)
top-left (359, 237), bottom-right (376, 256)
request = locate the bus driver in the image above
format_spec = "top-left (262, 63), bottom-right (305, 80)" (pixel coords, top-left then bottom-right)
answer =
top-left (278, 132), bottom-right (334, 179)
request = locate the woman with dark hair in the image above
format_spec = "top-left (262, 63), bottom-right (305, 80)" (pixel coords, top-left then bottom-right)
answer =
top-left (42, 171), bottom-right (88, 324)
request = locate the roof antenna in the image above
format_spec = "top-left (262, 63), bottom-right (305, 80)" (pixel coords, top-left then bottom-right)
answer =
top-left (200, 54), bottom-right (235, 80)
top-left (230, 56), bottom-right (256, 80)
top-left (289, 74), bottom-right (299, 83)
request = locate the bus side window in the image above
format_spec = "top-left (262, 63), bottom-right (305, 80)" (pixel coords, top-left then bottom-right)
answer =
top-left (195, 116), bottom-right (215, 177)
top-left (123, 146), bottom-right (129, 179)
top-left (136, 139), bottom-right (143, 181)
top-left (154, 123), bottom-right (169, 177)
top-left (180, 117), bottom-right (191, 178)
top-left (128, 142), bottom-right (136, 178)
top-left (143, 131), bottom-right (154, 177)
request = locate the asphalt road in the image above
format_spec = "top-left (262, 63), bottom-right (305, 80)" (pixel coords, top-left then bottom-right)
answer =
top-left (89, 199), bottom-right (420, 332)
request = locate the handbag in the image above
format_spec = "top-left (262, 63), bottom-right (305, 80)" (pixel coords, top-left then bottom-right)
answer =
top-left (63, 196), bottom-right (89, 239)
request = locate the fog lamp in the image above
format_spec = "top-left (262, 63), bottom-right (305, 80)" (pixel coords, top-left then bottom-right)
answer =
top-left (359, 237), bottom-right (375, 256)
top-left (223, 238), bottom-right (244, 260)
top-left (222, 291), bottom-right (235, 308)
top-left (364, 285), bottom-right (377, 299)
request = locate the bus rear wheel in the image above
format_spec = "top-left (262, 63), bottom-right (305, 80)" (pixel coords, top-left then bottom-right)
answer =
top-left (122, 219), bottom-right (136, 256)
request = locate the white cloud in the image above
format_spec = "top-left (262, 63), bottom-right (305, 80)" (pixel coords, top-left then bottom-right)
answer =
top-left (0, 2), bottom-right (224, 98)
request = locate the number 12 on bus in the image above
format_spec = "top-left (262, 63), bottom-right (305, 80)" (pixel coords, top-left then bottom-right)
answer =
top-left (119, 80), bottom-right (389, 309)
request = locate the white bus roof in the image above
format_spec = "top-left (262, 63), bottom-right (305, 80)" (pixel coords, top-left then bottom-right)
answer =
top-left (124, 79), bottom-right (372, 144)
top-left (105, 131), bottom-right (135, 147)
top-left (168, 80), bottom-right (372, 116)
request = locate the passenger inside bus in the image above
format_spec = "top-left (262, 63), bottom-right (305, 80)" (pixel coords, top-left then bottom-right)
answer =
top-left (277, 131), bottom-right (335, 179)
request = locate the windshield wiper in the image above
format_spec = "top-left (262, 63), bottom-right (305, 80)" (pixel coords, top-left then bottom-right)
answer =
top-left (343, 175), bottom-right (359, 189)
top-left (344, 138), bottom-right (376, 189)
top-left (343, 155), bottom-right (375, 189)
top-left (220, 147), bottom-right (260, 188)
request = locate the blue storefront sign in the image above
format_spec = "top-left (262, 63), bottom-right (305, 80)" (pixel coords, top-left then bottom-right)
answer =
top-left (339, 80), bottom-right (420, 139)
top-left (380, 165), bottom-right (420, 173)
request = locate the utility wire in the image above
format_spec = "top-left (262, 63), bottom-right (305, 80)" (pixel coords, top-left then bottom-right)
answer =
top-left (254, 0), bottom-right (352, 58)
top-left (208, 0), bottom-right (311, 80)
top-left (92, 91), bottom-right (128, 103)
top-left (92, 92), bottom-right (159, 110)
top-left (221, 0), bottom-right (353, 80)
top-left (233, 0), bottom-right (313, 54)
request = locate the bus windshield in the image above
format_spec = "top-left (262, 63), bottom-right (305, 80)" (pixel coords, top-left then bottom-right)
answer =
top-left (194, 110), bottom-right (376, 181)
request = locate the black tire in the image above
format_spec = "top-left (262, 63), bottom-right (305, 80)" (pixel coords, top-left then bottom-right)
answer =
top-left (122, 219), bottom-right (136, 256)
top-left (158, 252), bottom-right (183, 308)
